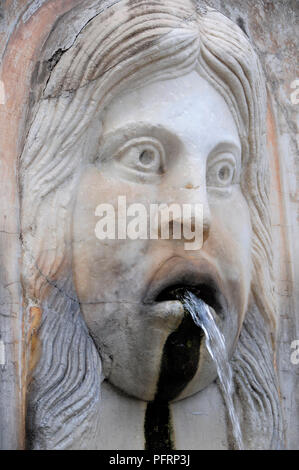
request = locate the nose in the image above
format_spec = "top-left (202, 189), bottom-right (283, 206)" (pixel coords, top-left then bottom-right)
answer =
top-left (158, 175), bottom-right (211, 246)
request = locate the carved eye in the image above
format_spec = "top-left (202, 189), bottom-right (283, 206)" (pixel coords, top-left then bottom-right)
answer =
top-left (207, 154), bottom-right (237, 188)
top-left (115, 137), bottom-right (166, 177)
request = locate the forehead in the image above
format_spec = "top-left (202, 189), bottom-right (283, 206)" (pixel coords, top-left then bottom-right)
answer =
top-left (102, 70), bottom-right (241, 156)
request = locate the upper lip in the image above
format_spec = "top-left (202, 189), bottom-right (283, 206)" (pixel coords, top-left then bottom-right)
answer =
top-left (143, 256), bottom-right (227, 319)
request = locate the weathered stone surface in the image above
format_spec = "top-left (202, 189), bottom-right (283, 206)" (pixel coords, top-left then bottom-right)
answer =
top-left (0, 0), bottom-right (298, 450)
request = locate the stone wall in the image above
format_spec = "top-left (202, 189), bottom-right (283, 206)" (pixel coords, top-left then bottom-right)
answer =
top-left (0, 0), bottom-right (298, 449)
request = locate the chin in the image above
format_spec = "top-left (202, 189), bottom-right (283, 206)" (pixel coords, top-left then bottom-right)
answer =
top-left (86, 256), bottom-right (243, 403)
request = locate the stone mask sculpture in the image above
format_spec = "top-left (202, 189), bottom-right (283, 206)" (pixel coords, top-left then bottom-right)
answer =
top-left (21, 0), bottom-right (284, 449)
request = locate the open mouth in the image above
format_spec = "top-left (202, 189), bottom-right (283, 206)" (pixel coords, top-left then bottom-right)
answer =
top-left (144, 261), bottom-right (227, 401)
top-left (153, 286), bottom-right (206, 402)
top-left (154, 283), bottom-right (225, 320)
top-left (144, 257), bottom-right (226, 322)
top-left (154, 283), bottom-right (223, 319)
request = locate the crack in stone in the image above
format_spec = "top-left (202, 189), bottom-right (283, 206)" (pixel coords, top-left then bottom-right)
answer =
top-left (41, 1), bottom-right (204, 100)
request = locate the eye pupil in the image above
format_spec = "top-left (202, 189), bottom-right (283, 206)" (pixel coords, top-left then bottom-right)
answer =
top-left (219, 165), bottom-right (230, 181)
top-left (139, 150), bottom-right (154, 166)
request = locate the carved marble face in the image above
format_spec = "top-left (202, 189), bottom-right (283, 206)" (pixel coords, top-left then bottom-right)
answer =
top-left (72, 71), bottom-right (252, 401)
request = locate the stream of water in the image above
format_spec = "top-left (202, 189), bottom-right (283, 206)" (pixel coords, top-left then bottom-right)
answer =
top-left (183, 291), bottom-right (244, 450)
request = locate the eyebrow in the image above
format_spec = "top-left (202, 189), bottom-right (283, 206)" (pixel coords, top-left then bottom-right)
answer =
top-left (208, 141), bottom-right (242, 160)
top-left (98, 122), bottom-right (183, 160)
top-left (98, 122), bottom-right (242, 165)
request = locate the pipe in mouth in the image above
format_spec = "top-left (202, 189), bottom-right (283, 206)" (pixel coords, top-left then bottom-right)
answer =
top-left (153, 285), bottom-right (208, 402)
top-left (155, 283), bottom-right (223, 319)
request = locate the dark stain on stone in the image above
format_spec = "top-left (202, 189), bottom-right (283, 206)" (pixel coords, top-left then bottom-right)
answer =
top-left (144, 401), bottom-right (173, 450)
top-left (236, 17), bottom-right (248, 37)
top-left (31, 48), bottom-right (65, 90)
top-left (144, 288), bottom-right (204, 449)
top-left (47, 48), bottom-right (64, 72)
top-left (155, 311), bottom-right (203, 402)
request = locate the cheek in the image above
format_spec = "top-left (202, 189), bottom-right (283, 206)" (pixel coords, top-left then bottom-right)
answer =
top-left (72, 168), bottom-right (153, 302)
top-left (207, 188), bottom-right (252, 323)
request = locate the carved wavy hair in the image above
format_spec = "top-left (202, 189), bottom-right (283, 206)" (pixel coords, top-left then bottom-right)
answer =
top-left (21, 0), bottom-right (283, 449)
